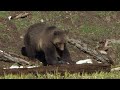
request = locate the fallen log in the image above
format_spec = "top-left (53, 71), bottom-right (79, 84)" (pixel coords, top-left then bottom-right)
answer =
top-left (0, 63), bottom-right (111, 75)
top-left (0, 50), bottom-right (30, 65)
top-left (67, 38), bottom-right (114, 65)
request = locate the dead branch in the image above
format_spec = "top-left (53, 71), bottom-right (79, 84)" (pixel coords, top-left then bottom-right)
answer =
top-left (0, 50), bottom-right (30, 65)
top-left (8, 13), bottom-right (30, 20)
top-left (111, 67), bottom-right (120, 72)
top-left (67, 38), bottom-right (114, 65)
top-left (106, 39), bottom-right (120, 44)
top-left (0, 64), bottom-right (111, 75)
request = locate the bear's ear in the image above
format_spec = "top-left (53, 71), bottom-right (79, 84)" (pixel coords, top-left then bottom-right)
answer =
top-left (53, 30), bottom-right (69, 36)
top-left (47, 26), bottom-right (56, 30)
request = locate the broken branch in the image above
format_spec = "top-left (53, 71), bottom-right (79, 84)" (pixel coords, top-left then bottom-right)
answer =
top-left (67, 38), bottom-right (114, 65)
top-left (0, 50), bottom-right (30, 65)
top-left (8, 13), bottom-right (30, 20)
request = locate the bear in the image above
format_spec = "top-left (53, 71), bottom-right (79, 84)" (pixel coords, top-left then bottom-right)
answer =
top-left (23, 23), bottom-right (75, 65)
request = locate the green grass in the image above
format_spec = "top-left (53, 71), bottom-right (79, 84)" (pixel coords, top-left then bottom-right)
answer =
top-left (1, 71), bottom-right (120, 79)
top-left (0, 11), bottom-right (9, 18)
top-left (0, 74), bottom-right (37, 79)
top-left (0, 23), bottom-right (7, 30)
top-left (13, 18), bottom-right (31, 30)
top-left (96, 11), bottom-right (114, 17)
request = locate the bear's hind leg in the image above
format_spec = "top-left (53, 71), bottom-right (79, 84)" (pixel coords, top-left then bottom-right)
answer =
top-left (25, 46), bottom-right (36, 59)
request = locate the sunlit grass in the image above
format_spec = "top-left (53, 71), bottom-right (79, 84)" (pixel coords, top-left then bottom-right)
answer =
top-left (0, 71), bottom-right (120, 79)
top-left (0, 11), bottom-right (9, 18)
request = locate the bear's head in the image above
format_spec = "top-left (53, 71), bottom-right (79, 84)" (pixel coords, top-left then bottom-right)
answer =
top-left (52, 30), bottom-right (68, 51)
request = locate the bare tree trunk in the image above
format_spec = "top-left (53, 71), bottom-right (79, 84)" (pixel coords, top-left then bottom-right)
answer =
top-left (0, 50), bottom-right (30, 65)
top-left (67, 38), bottom-right (114, 65)
top-left (0, 64), bottom-right (111, 75)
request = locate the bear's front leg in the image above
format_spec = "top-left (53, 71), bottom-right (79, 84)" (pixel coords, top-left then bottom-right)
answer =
top-left (44, 46), bottom-right (60, 65)
top-left (60, 45), bottom-right (75, 64)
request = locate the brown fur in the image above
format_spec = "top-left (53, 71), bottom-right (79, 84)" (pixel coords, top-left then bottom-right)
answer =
top-left (23, 23), bottom-right (75, 65)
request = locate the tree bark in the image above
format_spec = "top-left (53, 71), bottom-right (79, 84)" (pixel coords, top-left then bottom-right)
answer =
top-left (67, 38), bottom-right (114, 65)
top-left (0, 50), bottom-right (30, 65)
top-left (0, 64), bottom-right (111, 75)
top-left (8, 13), bottom-right (30, 20)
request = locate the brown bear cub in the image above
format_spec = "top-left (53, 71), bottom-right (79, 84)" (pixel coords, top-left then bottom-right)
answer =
top-left (23, 23), bottom-right (75, 65)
